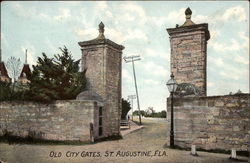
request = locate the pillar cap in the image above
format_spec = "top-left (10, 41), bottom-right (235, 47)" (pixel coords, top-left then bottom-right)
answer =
top-left (96, 22), bottom-right (105, 40)
top-left (166, 7), bottom-right (210, 41)
top-left (78, 22), bottom-right (124, 50)
top-left (181, 7), bottom-right (195, 27)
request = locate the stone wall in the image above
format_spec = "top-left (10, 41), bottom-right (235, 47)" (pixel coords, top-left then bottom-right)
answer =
top-left (0, 100), bottom-right (99, 142)
top-left (166, 94), bottom-right (250, 152)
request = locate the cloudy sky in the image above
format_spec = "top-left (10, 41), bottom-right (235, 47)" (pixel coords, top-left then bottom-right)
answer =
top-left (1, 1), bottom-right (249, 112)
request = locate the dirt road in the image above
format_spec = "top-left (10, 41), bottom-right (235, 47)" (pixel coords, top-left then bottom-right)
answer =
top-left (0, 118), bottom-right (248, 163)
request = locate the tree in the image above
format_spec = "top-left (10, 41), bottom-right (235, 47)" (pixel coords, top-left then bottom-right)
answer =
top-left (6, 57), bottom-right (22, 82)
top-left (144, 110), bottom-right (167, 118)
top-left (29, 46), bottom-right (86, 102)
top-left (146, 107), bottom-right (155, 114)
top-left (121, 98), bottom-right (131, 119)
top-left (133, 110), bottom-right (146, 117)
top-left (160, 110), bottom-right (166, 118)
top-left (0, 81), bottom-right (11, 101)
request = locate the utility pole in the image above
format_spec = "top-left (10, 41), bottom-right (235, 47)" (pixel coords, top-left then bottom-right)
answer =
top-left (25, 49), bottom-right (28, 64)
top-left (128, 95), bottom-right (136, 121)
top-left (124, 55), bottom-right (142, 125)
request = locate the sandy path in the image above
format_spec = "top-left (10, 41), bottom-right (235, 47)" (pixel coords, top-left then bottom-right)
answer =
top-left (0, 118), bottom-right (248, 163)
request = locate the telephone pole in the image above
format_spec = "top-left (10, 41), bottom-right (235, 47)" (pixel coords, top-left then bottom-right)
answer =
top-left (124, 55), bottom-right (142, 125)
top-left (128, 95), bottom-right (136, 121)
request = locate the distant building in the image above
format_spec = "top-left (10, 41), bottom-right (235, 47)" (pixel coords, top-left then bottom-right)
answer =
top-left (0, 50), bottom-right (11, 83)
top-left (18, 49), bottom-right (31, 84)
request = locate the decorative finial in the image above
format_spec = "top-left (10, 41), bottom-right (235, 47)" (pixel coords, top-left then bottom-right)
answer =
top-left (185, 7), bottom-right (192, 18)
top-left (25, 49), bottom-right (28, 64)
top-left (181, 7), bottom-right (195, 27)
top-left (170, 72), bottom-right (174, 79)
top-left (97, 21), bottom-right (105, 39)
top-left (99, 22), bottom-right (104, 30)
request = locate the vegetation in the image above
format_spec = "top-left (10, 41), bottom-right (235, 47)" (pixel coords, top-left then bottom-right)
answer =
top-left (121, 98), bottom-right (132, 119)
top-left (133, 110), bottom-right (166, 118)
top-left (133, 110), bottom-right (146, 117)
top-left (0, 81), bottom-right (11, 101)
top-left (6, 56), bottom-right (22, 82)
top-left (29, 47), bottom-right (86, 102)
top-left (145, 110), bottom-right (166, 118)
top-left (0, 46), bottom-right (86, 102)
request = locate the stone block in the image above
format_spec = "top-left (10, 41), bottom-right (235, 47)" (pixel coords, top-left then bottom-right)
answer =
top-left (191, 145), bottom-right (198, 156)
top-left (210, 109), bottom-right (220, 116)
top-left (215, 100), bottom-right (224, 107)
top-left (208, 100), bottom-right (214, 107)
top-left (231, 149), bottom-right (237, 159)
top-left (225, 102), bottom-right (238, 107)
top-left (232, 126), bottom-right (240, 132)
top-left (208, 136), bottom-right (217, 143)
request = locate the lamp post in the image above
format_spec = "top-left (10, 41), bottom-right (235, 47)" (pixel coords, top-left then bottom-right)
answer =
top-left (166, 72), bottom-right (178, 148)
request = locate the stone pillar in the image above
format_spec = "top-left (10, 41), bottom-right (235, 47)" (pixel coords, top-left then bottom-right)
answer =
top-left (230, 149), bottom-right (237, 159)
top-left (78, 22), bottom-right (124, 137)
top-left (191, 145), bottom-right (198, 156)
top-left (167, 7), bottom-right (210, 96)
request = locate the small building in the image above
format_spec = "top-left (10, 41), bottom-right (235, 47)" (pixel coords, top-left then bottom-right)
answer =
top-left (18, 49), bottom-right (31, 84)
top-left (0, 50), bottom-right (11, 83)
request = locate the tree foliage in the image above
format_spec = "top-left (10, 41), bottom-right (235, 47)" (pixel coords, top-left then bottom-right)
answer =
top-left (0, 81), bottom-right (11, 101)
top-left (29, 46), bottom-right (86, 102)
top-left (133, 110), bottom-right (167, 118)
top-left (133, 110), bottom-right (146, 117)
top-left (146, 110), bottom-right (166, 118)
top-left (121, 98), bottom-right (131, 119)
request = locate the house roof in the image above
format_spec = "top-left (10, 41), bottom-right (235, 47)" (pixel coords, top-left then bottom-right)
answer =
top-left (0, 61), bottom-right (10, 78)
top-left (19, 64), bottom-right (31, 79)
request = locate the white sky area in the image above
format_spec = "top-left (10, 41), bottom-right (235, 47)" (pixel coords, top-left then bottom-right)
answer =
top-left (1, 1), bottom-right (249, 112)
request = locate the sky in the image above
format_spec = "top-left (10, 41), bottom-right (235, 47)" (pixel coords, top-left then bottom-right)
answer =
top-left (1, 1), bottom-right (249, 112)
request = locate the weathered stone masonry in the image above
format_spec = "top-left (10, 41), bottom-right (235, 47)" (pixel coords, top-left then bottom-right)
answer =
top-left (166, 94), bottom-right (250, 151)
top-left (78, 22), bottom-right (124, 138)
top-left (167, 8), bottom-right (210, 96)
top-left (166, 8), bottom-right (250, 152)
top-left (0, 100), bottom-right (99, 142)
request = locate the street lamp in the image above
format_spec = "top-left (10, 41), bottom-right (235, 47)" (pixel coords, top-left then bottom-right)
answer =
top-left (166, 72), bottom-right (178, 148)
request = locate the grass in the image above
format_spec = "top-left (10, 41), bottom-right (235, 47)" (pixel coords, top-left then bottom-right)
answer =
top-left (0, 135), bottom-right (91, 145)
top-left (0, 132), bottom-right (122, 146)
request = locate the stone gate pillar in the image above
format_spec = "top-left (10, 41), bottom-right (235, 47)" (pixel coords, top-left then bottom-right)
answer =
top-left (78, 22), bottom-right (124, 137)
top-left (167, 7), bottom-right (210, 96)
